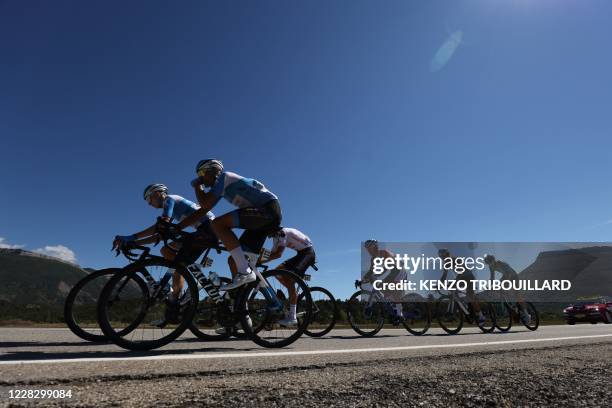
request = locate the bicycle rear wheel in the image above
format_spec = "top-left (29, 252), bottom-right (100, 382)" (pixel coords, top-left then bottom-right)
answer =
top-left (189, 277), bottom-right (232, 341)
top-left (98, 259), bottom-right (198, 351)
top-left (238, 269), bottom-right (312, 348)
top-left (494, 303), bottom-right (513, 332)
top-left (401, 302), bottom-right (431, 336)
top-left (300, 286), bottom-right (338, 337)
top-left (64, 268), bottom-right (120, 342)
top-left (436, 296), bottom-right (464, 335)
top-left (346, 290), bottom-right (384, 337)
top-left (477, 302), bottom-right (496, 333)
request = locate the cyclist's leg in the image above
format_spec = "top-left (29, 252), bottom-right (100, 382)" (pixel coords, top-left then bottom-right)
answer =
top-left (161, 243), bottom-right (184, 300)
top-left (211, 213), bottom-right (250, 274)
top-left (275, 248), bottom-right (314, 306)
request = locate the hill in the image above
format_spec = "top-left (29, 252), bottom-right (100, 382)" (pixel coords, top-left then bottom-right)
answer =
top-left (0, 249), bottom-right (95, 323)
top-left (518, 246), bottom-right (612, 301)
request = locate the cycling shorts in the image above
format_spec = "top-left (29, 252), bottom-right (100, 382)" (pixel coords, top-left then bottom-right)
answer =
top-left (280, 247), bottom-right (316, 277)
top-left (232, 199), bottom-right (282, 253)
top-left (175, 221), bottom-right (219, 264)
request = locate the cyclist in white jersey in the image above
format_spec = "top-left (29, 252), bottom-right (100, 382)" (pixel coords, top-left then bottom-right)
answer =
top-left (261, 227), bottom-right (316, 326)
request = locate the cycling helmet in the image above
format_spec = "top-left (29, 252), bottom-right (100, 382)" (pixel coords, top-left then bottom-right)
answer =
top-left (438, 248), bottom-right (450, 258)
top-left (196, 159), bottom-right (224, 175)
top-left (484, 254), bottom-right (496, 264)
top-left (143, 183), bottom-right (168, 201)
top-left (364, 239), bottom-right (378, 249)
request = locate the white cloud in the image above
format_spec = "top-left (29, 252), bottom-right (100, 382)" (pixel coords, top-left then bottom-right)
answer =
top-left (0, 237), bottom-right (23, 249)
top-left (34, 245), bottom-right (78, 264)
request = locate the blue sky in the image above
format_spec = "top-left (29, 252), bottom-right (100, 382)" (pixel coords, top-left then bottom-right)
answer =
top-left (1, 0), bottom-right (612, 298)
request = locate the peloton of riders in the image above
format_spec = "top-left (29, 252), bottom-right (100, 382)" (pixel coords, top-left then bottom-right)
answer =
top-left (114, 159), bottom-right (316, 327)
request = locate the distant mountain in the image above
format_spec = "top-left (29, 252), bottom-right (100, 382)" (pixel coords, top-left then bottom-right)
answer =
top-left (0, 248), bottom-right (91, 305)
top-left (518, 246), bottom-right (612, 301)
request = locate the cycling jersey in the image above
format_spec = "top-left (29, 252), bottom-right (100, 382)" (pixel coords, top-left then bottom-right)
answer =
top-left (210, 171), bottom-right (277, 208)
top-left (489, 261), bottom-right (519, 281)
top-left (163, 195), bottom-right (214, 227)
top-left (271, 228), bottom-right (313, 252)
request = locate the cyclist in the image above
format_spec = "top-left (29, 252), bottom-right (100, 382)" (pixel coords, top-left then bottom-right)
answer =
top-left (260, 227), bottom-right (316, 326)
top-left (178, 159), bottom-right (281, 291)
top-left (362, 239), bottom-right (405, 319)
top-left (113, 183), bottom-right (216, 325)
top-left (484, 254), bottom-right (530, 324)
top-left (438, 248), bottom-right (485, 324)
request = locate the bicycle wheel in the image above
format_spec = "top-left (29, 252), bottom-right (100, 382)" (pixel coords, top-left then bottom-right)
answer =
top-left (64, 268), bottom-right (120, 342)
top-left (494, 303), bottom-right (513, 332)
top-left (237, 269), bottom-right (312, 348)
top-left (401, 302), bottom-right (431, 336)
top-left (299, 286), bottom-right (338, 338)
top-left (521, 302), bottom-right (540, 331)
top-left (477, 302), bottom-right (496, 333)
top-left (189, 277), bottom-right (233, 341)
top-left (346, 290), bottom-right (384, 337)
top-left (98, 259), bottom-right (198, 351)
top-left (436, 296), bottom-right (463, 335)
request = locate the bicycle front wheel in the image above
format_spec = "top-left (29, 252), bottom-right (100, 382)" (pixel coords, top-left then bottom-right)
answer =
top-left (401, 302), bottom-right (431, 336)
top-left (64, 268), bottom-right (121, 342)
top-left (346, 290), bottom-right (384, 337)
top-left (98, 259), bottom-right (198, 351)
top-left (436, 296), bottom-right (463, 335)
top-left (238, 269), bottom-right (312, 348)
top-left (521, 302), bottom-right (540, 331)
top-left (300, 286), bottom-right (338, 338)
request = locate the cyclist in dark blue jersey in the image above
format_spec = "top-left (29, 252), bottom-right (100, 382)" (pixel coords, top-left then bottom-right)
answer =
top-left (178, 159), bottom-right (282, 291)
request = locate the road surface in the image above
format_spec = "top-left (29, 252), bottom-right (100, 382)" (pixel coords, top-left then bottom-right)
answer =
top-left (1, 324), bottom-right (611, 406)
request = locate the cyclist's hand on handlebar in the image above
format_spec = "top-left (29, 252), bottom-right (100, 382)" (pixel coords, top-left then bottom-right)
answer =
top-left (112, 235), bottom-right (136, 251)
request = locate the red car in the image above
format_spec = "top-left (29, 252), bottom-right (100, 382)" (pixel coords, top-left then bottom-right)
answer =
top-left (563, 298), bottom-right (612, 325)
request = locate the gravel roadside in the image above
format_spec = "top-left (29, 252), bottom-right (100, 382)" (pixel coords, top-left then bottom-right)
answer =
top-left (2, 342), bottom-right (611, 407)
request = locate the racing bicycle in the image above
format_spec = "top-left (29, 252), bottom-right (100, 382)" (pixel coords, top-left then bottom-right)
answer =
top-left (346, 279), bottom-right (431, 337)
top-left (492, 290), bottom-right (539, 331)
top-left (96, 218), bottom-right (312, 350)
top-left (435, 288), bottom-right (496, 334)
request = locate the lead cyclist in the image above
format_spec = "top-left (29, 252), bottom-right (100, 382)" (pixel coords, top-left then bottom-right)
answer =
top-left (178, 159), bottom-right (282, 291)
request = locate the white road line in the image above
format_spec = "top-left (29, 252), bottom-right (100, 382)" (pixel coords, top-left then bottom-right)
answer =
top-left (1, 334), bottom-right (611, 365)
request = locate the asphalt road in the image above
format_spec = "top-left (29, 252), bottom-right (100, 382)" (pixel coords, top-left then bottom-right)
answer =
top-left (1, 324), bottom-right (611, 407)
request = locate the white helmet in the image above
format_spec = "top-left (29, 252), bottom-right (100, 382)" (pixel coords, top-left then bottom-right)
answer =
top-left (196, 159), bottom-right (224, 176)
top-left (143, 183), bottom-right (167, 201)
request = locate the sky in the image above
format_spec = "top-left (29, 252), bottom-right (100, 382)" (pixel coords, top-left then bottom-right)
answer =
top-left (1, 0), bottom-right (612, 298)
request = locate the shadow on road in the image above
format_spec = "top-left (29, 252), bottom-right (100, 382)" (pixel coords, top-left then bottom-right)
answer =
top-left (0, 344), bottom-right (257, 362)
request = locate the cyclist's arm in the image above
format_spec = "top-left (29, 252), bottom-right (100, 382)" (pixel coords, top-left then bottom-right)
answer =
top-left (132, 224), bottom-right (157, 240)
top-left (133, 235), bottom-right (160, 245)
top-left (267, 246), bottom-right (284, 261)
top-left (178, 192), bottom-right (218, 229)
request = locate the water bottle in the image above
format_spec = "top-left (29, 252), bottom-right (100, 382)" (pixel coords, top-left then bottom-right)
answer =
top-left (208, 271), bottom-right (221, 287)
